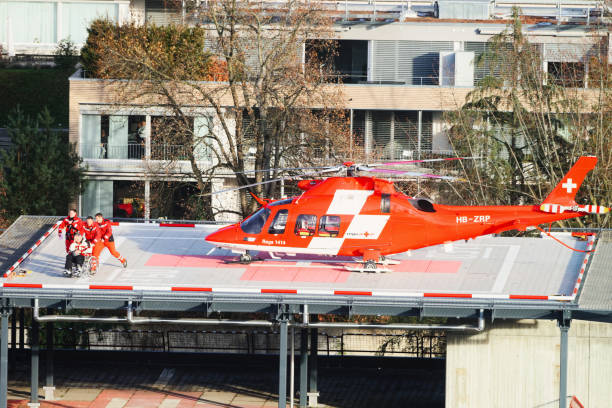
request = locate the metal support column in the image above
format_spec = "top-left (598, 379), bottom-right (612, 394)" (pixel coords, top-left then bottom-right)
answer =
top-left (417, 110), bottom-right (422, 159)
top-left (9, 308), bottom-right (16, 371)
top-left (144, 180), bottom-right (151, 221)
top-left (299, 329), bottom-right (308, 407)
top-left (278, 320), bottom-right (288, 408)
top-left (308, 327), bottom-right (319, 407)
top-left (30, 318), bottom-right (39, 406)
top-left (44, 322), bottom-right (54, 400)
top-left (1, 310), bottom-right (10, 408)
top-left (559, 318), bottom-right (571, 408)
top-left (19, 309), bottom-right (24, 349)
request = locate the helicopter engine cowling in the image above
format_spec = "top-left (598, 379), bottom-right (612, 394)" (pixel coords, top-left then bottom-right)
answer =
top-left (298, 180), bottom-right (323, 191)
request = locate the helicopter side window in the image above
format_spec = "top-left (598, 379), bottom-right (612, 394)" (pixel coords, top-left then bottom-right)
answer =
top-left (318, 215), bottom-right (341, 237)
top-left (268, 210), bottom-right (289, 234)
top-left (240, 207), bottom-right (271, 234)
top-left (294, 214), bottom-right (317, 237)
top-left (381, 194), bottom-right (391, 213)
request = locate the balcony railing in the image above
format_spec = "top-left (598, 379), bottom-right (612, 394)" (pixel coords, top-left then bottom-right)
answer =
top-left (81, 143), bottom-right (145, 160)
top-left (81, 143), bottom-right (211, 162)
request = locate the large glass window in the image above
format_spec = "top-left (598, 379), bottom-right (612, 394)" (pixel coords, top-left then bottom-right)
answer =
top-left (268, 210), bottom-right (289, 235)
top-left (240, 207), bottom-right (271, 234)
top-left (295, 214), bottom-right (317, 237)
top-left (318, 216), bottom-right (340, 237)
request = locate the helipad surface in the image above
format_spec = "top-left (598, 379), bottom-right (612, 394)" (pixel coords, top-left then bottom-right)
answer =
top-left (2, 223), bottom-right (590, 299)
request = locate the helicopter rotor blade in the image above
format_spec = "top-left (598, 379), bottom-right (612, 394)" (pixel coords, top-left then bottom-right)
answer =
top-left (199, 166), bottom-right (344, 197)
top-left (358, 166), bottom-right (466, 181)
top-left (367, 156), bottom-right (481, 168)
top-left (236, 165), bottom-right (340, 175)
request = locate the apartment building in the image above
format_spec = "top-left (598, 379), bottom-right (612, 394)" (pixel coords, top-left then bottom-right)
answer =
top-left (1, 0), bottom-right (142, 55)
top-left (67, 0), bottom-right (608, 221)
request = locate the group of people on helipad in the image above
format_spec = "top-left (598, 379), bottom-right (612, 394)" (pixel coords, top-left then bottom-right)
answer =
top-left (59, 209), bottom-right (127, 277)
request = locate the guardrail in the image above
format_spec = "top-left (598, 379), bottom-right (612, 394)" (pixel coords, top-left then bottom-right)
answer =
top-left (14, 327), bottom-right (446, 357)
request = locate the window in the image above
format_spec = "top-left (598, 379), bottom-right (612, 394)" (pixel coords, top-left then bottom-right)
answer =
top-left (318, 216), bottom-right (341, 237)
top-left (381, 194), bottom-right (391, 213)
top-left (548, 62), bottom-right (585, 88)
top-left (269, 198), bottom-right (293, 207)
top-left (294, 214), bottom-right (317, 237)
top-left (240, 207), bottom-right (271, 234)
top-left (268, 210), bottom-right (289, 234)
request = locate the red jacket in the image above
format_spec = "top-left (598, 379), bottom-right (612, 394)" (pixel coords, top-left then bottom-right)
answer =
top-left (82, 223), bottom-right (102, 244)
top-left (97, 219), bottom-right (115, 242)
top-left (59, 216), bottom-right (85, 238)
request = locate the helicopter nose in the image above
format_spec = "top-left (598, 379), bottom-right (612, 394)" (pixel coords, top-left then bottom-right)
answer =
top-left (205, 224), bottom-right (238, 244)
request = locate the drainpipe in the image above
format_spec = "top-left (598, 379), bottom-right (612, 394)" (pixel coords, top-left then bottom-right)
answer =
top-left (295, 309), bottom-right (485, 332)
top-left (33, 299), bottom-right (273, 327)
top-left (33, 300), bottom-right (484, 332)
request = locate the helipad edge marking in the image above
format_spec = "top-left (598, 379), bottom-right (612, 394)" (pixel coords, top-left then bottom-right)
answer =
top-left (3, 221), bottom-right (61, 278)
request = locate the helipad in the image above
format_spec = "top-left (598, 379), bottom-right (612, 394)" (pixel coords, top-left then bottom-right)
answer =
top-left (2, 221), bottom-right (592, 301)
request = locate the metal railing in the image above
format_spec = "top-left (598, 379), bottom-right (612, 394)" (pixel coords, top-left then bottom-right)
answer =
top-left (17, 327), bottom-right (446, 358)
top-left (80, 143), bottom-right (206, 161)
top-left (81, 143), bottom-right (145, 160)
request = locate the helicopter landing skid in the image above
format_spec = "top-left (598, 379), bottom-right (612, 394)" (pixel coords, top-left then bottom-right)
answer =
top-left (344, 265), bottom-right (393, 273)
top-left (344, 259), bottom-right (394, 273)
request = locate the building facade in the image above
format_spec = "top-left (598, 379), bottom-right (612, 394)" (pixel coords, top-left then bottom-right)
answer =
top-left (67, 0), bottom-right (608, 221)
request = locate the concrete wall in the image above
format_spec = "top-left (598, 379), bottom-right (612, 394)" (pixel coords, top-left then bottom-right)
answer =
top-left (446, 319), bottom-right (612, 408)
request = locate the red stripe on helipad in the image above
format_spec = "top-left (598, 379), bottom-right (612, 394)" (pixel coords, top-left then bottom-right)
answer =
top-left (261, 288), bottom-right (298, 294)
top-left (424, 293), bottom-right (472, 298)
top-left (334, 290), bottom-right (372, 296)
top-left (4, 283), bottom-right (43, 288)
top-left (160, 223), bottom-right (195, 228)
top-left (35, 240), bottom-right (41, 245)
top-left (509, 295), bottom-right (549, 300)
top-left (89, 285), bottom-right (133, 290)
top-left (171, 287), bottom-right (212, 292)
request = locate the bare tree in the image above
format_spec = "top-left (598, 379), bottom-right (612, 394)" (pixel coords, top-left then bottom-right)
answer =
top-left (444, 9), bottom-right (611, 227)
top-left (81, 1), bottom-right (351, 219)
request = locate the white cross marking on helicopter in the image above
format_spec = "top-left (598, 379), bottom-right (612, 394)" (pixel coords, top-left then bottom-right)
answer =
top-left (327, 190), bottom-right (374, 214)
top-left (305, 190), bottom-right (390, 254)
top-left (562, 178), bottom-right (577, 193)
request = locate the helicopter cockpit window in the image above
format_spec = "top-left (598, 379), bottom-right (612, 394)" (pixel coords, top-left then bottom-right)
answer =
top-left (294, 214), bottom-right (317, 237)
top-left (268, 198), bottom-right (293, 207)
top-left (318, 215), bottom-right (341, 237)
top-left (240, 207), bottom-right (271, 234)
top-left (268, 210), bottom-right (289, 234)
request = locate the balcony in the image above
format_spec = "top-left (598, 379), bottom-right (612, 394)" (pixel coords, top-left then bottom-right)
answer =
top-left (80, 143), bottom-right (213, 176)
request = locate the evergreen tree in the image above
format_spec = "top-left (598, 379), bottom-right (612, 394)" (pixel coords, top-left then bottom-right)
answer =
top-left (0, 107), bottom-right (86, 219)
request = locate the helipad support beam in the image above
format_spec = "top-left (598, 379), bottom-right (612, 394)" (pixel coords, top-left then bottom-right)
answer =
top-left (1, 309), bottom-right (10, 408)
top-left (30, 318), bottom-right (39, 407)
top-left (44, 322), bottom-right (54, 401)
top-left (278, 319), bottom-right (288, 408)
top-left (10, 308), bottom-right (16, 371)
top-left (559, 318), bottom-right (571, 408)
top-left (300, 328), bottom-right (308, 407)
top-left (308, 327), bottom-right (319, 407)
top-left (19, 309), bottom-right (25, 350)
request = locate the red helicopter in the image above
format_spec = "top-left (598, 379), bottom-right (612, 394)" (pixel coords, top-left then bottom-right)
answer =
top-left (206, 156), bottom-right (608, 271)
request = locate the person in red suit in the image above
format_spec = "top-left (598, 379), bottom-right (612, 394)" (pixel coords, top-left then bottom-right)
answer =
top-left (82, 216), bottom-right (103, 273)
top-left (58, 209), bottom-right (85, 253)
top-left (94, 213), bottom-right (127, 268)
